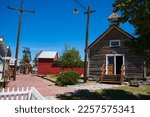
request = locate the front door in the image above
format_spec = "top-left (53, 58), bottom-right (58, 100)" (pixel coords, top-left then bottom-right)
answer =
top-left (106, 54), bottom-right (124, 75)
top-left (116, 56), bottom-right (123, 74)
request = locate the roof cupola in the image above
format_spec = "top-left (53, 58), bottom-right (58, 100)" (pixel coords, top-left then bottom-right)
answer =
top-left (108, 12), bottom-right (120, 27)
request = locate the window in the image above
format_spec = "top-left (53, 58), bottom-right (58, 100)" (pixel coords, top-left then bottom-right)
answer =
top-left (108, 56), bottom-right (114, 64)
top-left (110, 40), bottom-right (120, 47)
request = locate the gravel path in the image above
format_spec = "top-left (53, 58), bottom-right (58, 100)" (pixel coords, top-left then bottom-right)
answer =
top-left (67, 82), bottom-right (122, 90)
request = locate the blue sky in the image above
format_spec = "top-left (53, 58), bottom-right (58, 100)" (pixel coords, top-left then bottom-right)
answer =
top-left (0, 0), bottom-right (134, 60)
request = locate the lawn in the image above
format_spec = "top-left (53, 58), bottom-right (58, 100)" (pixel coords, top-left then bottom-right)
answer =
top-left (47, 75), bottom-right (58, 82)
top-left (56, 85), bottom-right (150, 100)
top-left (147, 79), bottom-right (150, 84)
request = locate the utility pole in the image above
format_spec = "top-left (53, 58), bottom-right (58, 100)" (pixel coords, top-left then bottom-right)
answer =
top-left (7, 0), bottom-right (34, 81)
top-left (74, 0), bottom-right (96, 82)
top-left (84, 5), bottom-right (96, 82)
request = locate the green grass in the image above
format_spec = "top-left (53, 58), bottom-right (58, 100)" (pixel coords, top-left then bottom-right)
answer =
top-left (147, 79), bottom-right (150, 84)
top-left (111, 85), bottom-right (150, 95)
top-left (47, 75), bottom-right (58, 81)
top-left (78, 77), bottom-right (84, 83)
top-left (56, 85), bottom-right (150, 100)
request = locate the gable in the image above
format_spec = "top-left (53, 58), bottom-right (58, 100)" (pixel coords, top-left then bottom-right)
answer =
top-left (88, 26), bottom-right (134, 50)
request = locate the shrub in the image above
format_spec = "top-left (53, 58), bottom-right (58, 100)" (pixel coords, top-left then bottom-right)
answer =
top-left (56, 71), bottom-right (80, 86)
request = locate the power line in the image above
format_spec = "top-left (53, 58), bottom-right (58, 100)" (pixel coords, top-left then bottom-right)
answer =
top-left (74, 0), bottom-right (87, 11)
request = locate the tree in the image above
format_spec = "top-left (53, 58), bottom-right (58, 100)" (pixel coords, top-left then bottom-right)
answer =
top-left (20, 47), bottom-right (31, 65)
top-left (57, 45), bottom-right (83, 68)
top-left (113, 0), bottom-right (150, 65)
top-left (20, 50), bottom-right (31, 74)
top-left (20, 52), bottom-right (30, 64)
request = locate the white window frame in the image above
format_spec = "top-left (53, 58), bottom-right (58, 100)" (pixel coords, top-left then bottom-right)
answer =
top-left (110, 40), bottom-right (120, 47)
top-left (106, 54), bottom-right (125, 75)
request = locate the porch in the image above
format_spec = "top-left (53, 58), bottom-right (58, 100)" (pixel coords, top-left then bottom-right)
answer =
top-left (100, 64), bottom-right (125, 84)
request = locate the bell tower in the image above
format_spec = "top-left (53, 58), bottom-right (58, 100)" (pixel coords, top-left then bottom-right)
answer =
top-left (108, 12), bottom-right (120, 27)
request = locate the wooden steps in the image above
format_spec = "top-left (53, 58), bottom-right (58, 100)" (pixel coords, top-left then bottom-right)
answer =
top-left (100, 64), bottom-right (125, 85)
top-left (103, 74), bottom-right (121, 81)
top-left (101, 74), bottom-right (122, 84)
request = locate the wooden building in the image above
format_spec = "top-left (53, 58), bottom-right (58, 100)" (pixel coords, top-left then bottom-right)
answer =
top-left (88, 13), bottom-right (145, 84)
top-left (37, 51), bottom-right (58, 75)
top-left (37, 51), bottom-right (84, 75)
top-left (0, 37), bottom-right (11, 87)
top-left (0, 37), bottom-right (8, 81)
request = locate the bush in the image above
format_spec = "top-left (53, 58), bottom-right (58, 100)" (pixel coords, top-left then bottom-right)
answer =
top-left (56, 71), bottom-right (80, 86)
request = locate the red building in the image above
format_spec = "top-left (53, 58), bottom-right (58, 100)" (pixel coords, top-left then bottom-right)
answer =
top-left (37, 51), bottom-right (83, 75)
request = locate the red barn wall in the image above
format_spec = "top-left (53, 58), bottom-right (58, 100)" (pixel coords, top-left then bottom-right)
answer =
top-left (38, 58), bottom-right (84, 75)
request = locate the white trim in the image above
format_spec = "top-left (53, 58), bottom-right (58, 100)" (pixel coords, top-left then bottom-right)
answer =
top-left (106, 54), bottom-right (125, 75)
top-left (88, 26), bottom-right (133, 50)
top-left (110, 40), bottom-right (120, 47)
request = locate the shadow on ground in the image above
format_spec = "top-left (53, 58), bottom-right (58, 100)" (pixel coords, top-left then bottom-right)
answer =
top-left (56, 89), bottom-right (150, 100)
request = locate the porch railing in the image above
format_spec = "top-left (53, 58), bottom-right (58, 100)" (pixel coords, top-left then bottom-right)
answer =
top-left (100, 64), bottom-right (105, 82)
top-left (120, 64), bottom-right (125, 84)
top-left (100, 64), bottom-right (125, 84)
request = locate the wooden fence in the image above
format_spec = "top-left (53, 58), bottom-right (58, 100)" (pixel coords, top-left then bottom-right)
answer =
top-left (0, 87), bottom-right (44, 100)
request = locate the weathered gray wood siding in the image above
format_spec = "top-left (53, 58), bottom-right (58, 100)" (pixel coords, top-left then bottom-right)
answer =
top-left (88, 27), bottom-right (144, 80)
